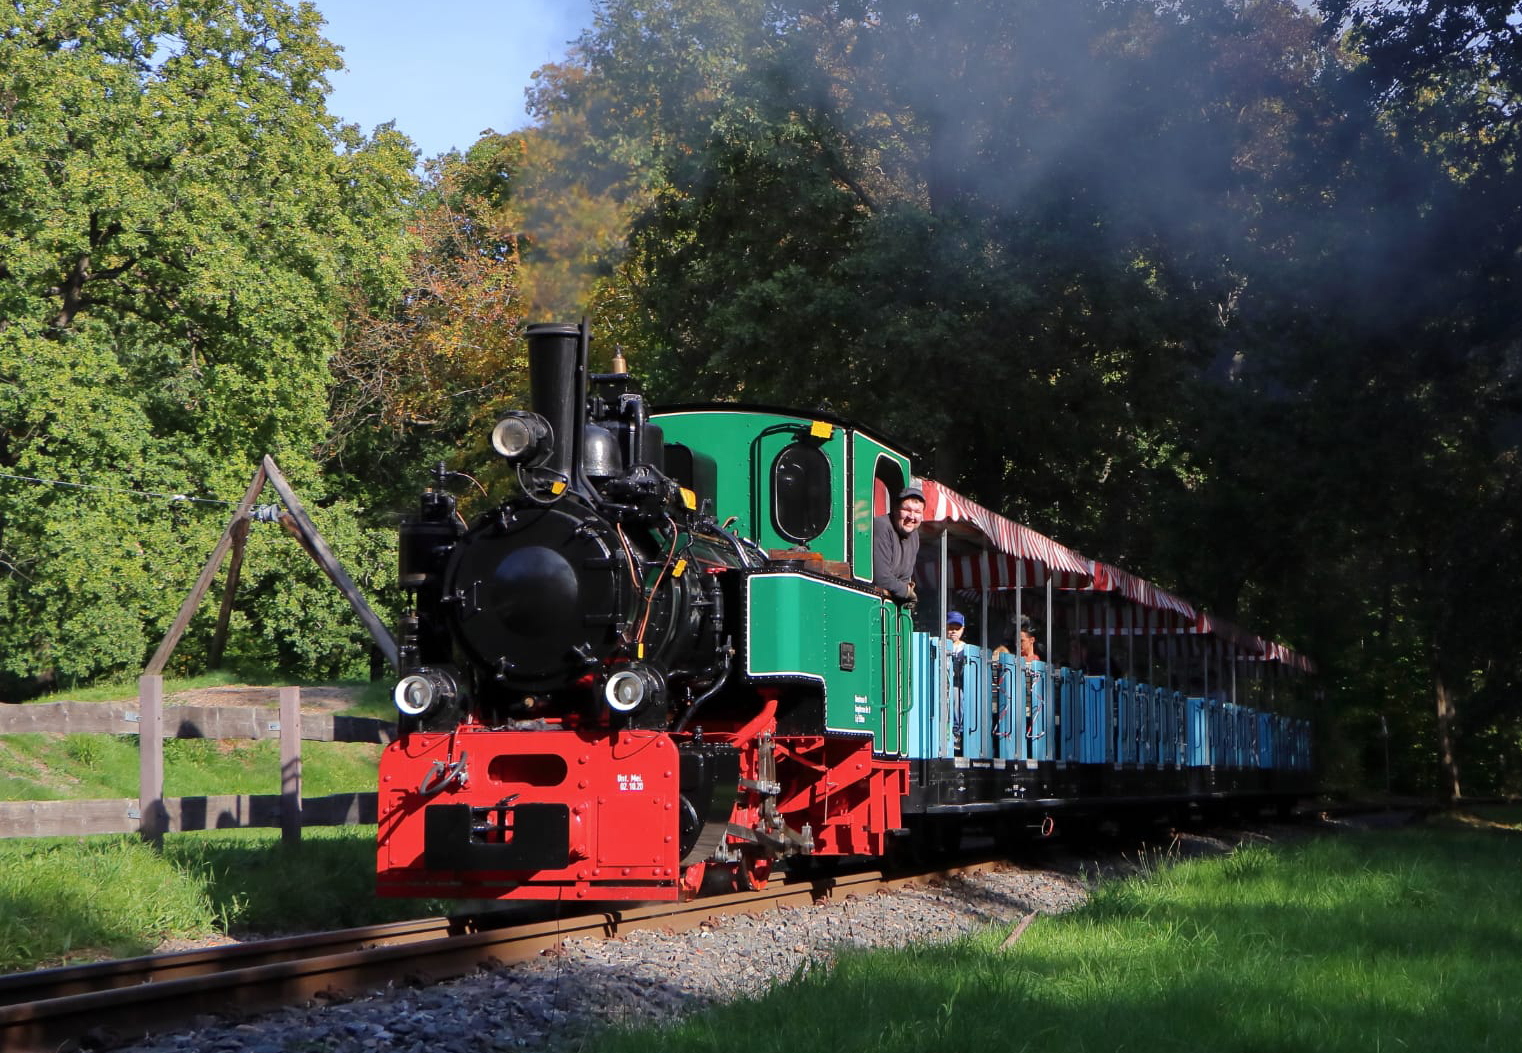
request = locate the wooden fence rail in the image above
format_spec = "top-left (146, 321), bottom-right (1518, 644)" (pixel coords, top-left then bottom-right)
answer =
top-left (0, 793), bottom-right (378, 839)
top-left (0, 676), bottom-right (391, 842)
top-left (0, 701), bottom-right (396, 743)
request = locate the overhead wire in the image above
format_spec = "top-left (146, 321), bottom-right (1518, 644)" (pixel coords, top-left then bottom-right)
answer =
top-left (0, 470), bottom-right (233, 507)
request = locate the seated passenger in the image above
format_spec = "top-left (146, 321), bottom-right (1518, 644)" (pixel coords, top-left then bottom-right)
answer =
top-left (1020, 620), bottom-right (1043, 663)
top-left (871, 486), bottom-right (924, 603)
top-left (993, 616), bottom-right (1042, 663)
top-left (935, 611), bottom-right (969, 753)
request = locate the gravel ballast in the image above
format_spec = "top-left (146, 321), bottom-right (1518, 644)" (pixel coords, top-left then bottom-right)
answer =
top-left (105, 860), bottom-right (1097, 1053)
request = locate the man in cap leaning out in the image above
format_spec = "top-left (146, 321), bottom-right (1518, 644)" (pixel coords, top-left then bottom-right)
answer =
top-left (872, 485), bottom-right (924, 603)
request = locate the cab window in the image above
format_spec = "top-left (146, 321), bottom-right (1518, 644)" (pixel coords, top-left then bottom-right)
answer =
top-left (771, 442), bottom-right (831, 543)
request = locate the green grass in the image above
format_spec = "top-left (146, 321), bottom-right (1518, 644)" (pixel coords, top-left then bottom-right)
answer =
top-left (0, 732), bottom-right (382, 799)
top-left (0, 827), bottom-right (442, 972)
top-left (31, 668), bottom-right (395, 719)
top-left (37, 668), bottom-right (301, 704)
top-left (1, 672), bottom-right (393, 801)
top-left (589, 822), bottom-right (1522, 1053)
top-left (0, 672), bottom-right (421, 972)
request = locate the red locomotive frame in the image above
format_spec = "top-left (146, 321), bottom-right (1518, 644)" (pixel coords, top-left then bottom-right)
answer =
top-left (378, 690), bottom-right (908, 901)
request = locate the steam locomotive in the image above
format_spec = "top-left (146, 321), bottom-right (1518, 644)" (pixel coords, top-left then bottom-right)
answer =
top-left (375, 321), bottom-right (1314, 902)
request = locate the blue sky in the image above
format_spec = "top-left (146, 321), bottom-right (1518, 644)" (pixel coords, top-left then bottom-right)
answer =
top-left (310, 0), bottom-right (596, 160)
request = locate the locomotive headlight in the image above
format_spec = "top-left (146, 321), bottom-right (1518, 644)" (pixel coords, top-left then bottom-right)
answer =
top-left (603, 663), bottom-right (666, 715)
top-left (491, 411), bottom-right (553, 465)
top-left (393, 669), bottom-right (457, 717)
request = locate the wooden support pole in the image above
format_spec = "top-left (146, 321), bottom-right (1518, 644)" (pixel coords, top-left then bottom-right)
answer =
top-left (261, 456), bottom-right (398, 671)
top-left (280, 687), bottom-right (302, 844)
top-left (146, 466), bottom-right (268, 676)
top-left (138, 674), bottom-right (166, 847)
top-left (208, 516), bottom-right (250, 669)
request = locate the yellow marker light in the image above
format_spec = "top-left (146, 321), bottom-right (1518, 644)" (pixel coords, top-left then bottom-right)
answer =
top-left (680, 487), bottom-right (697, 509)
top-left (810, 420), bottom-right (834, 439)
top-left (550, 480), bottom-right (568, 495)
top-left (672, 558), bottom-right (688, 578)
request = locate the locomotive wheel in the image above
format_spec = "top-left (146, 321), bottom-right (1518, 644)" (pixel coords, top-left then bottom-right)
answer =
top-left (736, 850), bottom-right (771, 891)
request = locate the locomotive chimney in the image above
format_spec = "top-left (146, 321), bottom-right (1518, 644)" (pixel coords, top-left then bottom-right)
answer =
top-left (525, 321), bottom-right (591, 497)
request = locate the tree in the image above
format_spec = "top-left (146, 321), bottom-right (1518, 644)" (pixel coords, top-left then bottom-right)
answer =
top-left (0, 0), bottom-right (418, 690)
top-left (563, 0), bottom-right (1328, 546)
top-left (325, 133), bottom-right (534, 511)
top-left (519, 0), bottom-right (1522, 795)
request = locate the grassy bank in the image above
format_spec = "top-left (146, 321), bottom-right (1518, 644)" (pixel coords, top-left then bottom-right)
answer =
top-left (0, 733), bottom-right (383, 801)
top-left (0, 673), bottom-right (422, 972)
top-left (0, 826), bottom-right (437, 971)
top-left (594, 814), bottom-right (1521, 1053)
top-left (0, 671), bottom-right (393, 802)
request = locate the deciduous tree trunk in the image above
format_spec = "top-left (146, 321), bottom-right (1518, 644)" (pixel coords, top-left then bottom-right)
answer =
top-left (1433, 671), bottom-right (1462, 802)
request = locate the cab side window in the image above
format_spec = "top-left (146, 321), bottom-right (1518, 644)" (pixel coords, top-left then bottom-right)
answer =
top-left (772, 441), bottom-right (831, 543)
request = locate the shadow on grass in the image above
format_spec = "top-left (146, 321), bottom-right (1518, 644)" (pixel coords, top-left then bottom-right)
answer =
top-left (163, 827), bottom-right (438, 934)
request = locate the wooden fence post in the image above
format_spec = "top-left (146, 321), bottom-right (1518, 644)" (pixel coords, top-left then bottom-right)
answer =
top-left (138, 674), bottom-right (166, 846)
top-left (280, 687), bottom-right (302, 843)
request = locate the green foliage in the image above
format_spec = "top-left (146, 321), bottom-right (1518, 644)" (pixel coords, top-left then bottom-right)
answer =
top-left (536, 0), bottom-right (1522, 794)
top-left (574, 0), bottom-right (1317, 546)
top-left (62, 733), bottom-right (101, 770)
top-left (325, 139), bottom-right (531, 510)
top-left (0, 0), bottom-right (418, 692)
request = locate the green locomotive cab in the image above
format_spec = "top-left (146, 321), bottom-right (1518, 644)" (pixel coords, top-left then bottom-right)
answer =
top-left (654, 407), bottom-right (916, 756)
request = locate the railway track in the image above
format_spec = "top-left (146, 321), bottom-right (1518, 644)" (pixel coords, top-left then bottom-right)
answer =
top-left (0, 860), bottom-right (1005, 1053)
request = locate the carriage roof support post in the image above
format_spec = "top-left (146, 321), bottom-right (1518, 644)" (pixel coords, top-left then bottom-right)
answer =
top-left (1203, 634), bottom-right (1211, 700)
top-left (1147, 609), bottom-right (1154, 687)
top-left (937, 528), bottom-right (949, 756)
top-left (1015, 560), bottom-right (1024, 655)
top-left (1105, 600), bottom-right (1112, 681)
top-left (1127, 607), bottom-right (1135, 680)
top-left (1072, 591), bottom-right (1080, 666)
top-left (1045, 576), bottom-right (1053, 673)
top-left (1166, 625), bottom-right (1174, 691)
top-left (979, 550), bottom-right (990, 651)
top-left (938, 530), bottom-right (949, 635)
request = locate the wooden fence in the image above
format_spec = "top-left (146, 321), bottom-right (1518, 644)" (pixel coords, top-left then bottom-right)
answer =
top-left (0, 675), bottom-right (391, 842)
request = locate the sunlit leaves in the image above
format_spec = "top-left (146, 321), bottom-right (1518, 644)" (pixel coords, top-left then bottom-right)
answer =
top-left (0, 0), bottom-right (418, 688)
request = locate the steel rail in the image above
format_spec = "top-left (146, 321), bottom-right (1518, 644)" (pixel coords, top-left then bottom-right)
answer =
top-left (0, 860), bottom-right (1005, 1053)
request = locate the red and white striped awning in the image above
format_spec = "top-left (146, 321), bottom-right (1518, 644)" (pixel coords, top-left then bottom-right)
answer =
top-left (1090, 561), bottom-right (1197, 621)
top-left (915, 479), bottom-right (1091, 587)
top-left (1254, 639), bottom-right (1317, 674)
top-left (1075, 602), bottom-right (1194, 636)
top-left (911, 480), bottom-right (1316, 673)
top-left (1077, 591), bottom-right (1317, 672)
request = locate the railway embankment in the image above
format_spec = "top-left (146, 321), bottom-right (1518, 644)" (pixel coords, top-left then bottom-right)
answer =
top-left (91, 809), bottom-right (1515, 1053)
